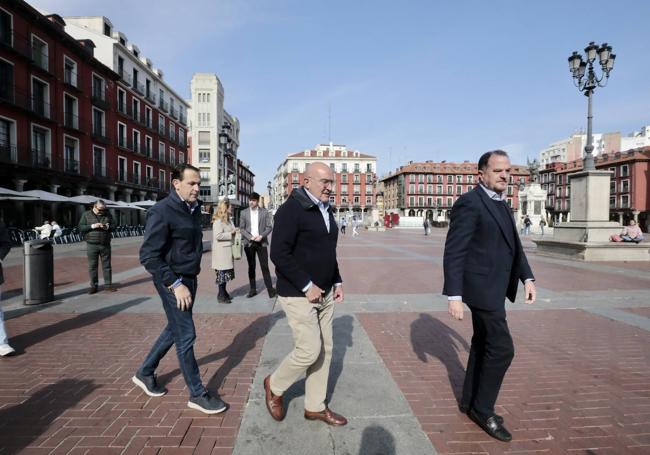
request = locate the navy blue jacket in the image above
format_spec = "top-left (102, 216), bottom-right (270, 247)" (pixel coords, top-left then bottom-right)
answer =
top-left (442, 186), bottom-right (534, 311)
top-left (139, 192), bottom-right (203, 287)
top-left (270, 187), bottom-right (342, 297)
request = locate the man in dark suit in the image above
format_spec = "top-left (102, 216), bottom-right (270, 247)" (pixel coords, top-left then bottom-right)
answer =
top-left (265, 162), bottom-right (347, 426)
top-left (443, 150), bottom-right (536, 442)
top-left (239, 192), bottom-right (276, 298)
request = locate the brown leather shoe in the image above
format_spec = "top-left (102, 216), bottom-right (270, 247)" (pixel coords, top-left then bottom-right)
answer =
top-left (304, 407), bottom-right (348, 426)
top-left (104, 285), bottom-right (118, 292)
top-left (264, 375), bottom-right (284, 421)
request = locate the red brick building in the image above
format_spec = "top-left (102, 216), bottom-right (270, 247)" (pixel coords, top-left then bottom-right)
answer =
top-left (540, 147), bottom-right (650, 231)
top-left (237, 159), bottom-right (255, 207)
top-left (381, 160), bottom-right (531, 220)
top-left (0, 0), bottom-right (183, 228)
top-left (272, 144), bottom-right (377, 219)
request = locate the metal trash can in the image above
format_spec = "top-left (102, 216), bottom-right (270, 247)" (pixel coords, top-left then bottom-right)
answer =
top-left (24, 239), bottom-right (54, 305)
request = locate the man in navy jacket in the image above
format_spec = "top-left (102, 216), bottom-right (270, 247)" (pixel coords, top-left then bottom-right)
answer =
top-left (133, 163), bottom-right (228, 415)
top-left (443, 150), bottom-right (536, 442)
top-left (264, 162), bottom-right (347, 426)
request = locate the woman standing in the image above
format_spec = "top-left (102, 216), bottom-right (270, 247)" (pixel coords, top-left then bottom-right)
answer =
top-left (212, 200), bottom-right (237, 303)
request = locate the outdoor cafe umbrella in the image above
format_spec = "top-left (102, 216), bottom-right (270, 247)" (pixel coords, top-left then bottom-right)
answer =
top-left (67, 195), bottom-right (105, 204)
top-left (132, 199), bottom-right (157, 208)
top-left (21, 189), bottom-right (71, 202)
top-left (0, 186), bottom-right (38, 201)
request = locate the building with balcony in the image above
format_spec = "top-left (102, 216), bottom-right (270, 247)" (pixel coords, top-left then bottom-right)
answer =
top-left (380, 160), bottom-right (530, 221)
top-left (188, 73), bottom-right (240, 212)
top-left (0, 1), bottom-right (123, 226)
top-left (272, 143), bottom-right (377, 219)
top-left (237, 160), bottom-right (255, 208)
top-left (540, 147), bottom-right (650, 231)
top-left (62, 15), bottom-right (189, 217)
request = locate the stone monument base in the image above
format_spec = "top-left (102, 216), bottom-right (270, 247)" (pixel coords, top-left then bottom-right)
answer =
top-left (534, 239), bottom-right (650, 261)
top-left (552, 221), bottom-right (621, 243)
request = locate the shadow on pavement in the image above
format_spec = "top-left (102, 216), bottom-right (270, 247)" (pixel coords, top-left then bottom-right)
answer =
top-left (9, 297), bottom-right (149, 353)
top-left (0, 379), bottom-right (99, 455)
top-left (410, 313), bottom-right (469, 405)
top-left (359, 425), bottom-right (396, 455)
top-left (157, 312), bottom-right (284, 392)
top-left (228, 278), bottom-right (275, 298)
top-left (284, 314), bottom-right (354, 410)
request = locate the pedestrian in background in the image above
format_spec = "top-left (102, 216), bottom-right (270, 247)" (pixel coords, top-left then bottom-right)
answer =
top-left (35, 220), bottom-right (52, 239)
top-left (340, 216), bottom-right (347, 235)
top-left (266, 162), bottom-right (347, 426)
top-left (0, 221), bottom-right (14, 357)
top-left (78, 200), bottom-right (116, 294)
top-left (51, 220), bottom-right (63, 238)
top-left (239, 192), bottom-right (276, 299)
top-left (135, 163), bottom-right (228, 414)
top-left (212, 199), bottom-right (237, 304)
top-left (539, 219), bottom-right (546, 236)
top-left (351, 217), bottom-right (359, 237)
top-left (523, 215), bottom-right (532, 235)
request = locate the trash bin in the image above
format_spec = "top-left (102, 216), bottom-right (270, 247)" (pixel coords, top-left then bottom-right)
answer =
top-left (24, 239), bottom-right (54, 305)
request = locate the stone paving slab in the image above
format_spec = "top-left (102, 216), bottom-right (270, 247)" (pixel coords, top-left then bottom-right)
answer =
top-left (358, 310), bottom-right (650, 454)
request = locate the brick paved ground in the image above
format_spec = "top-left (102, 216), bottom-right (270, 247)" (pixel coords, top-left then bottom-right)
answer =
top-left (359, 310), bottom-right (650, 454)
top-left (1, 228), bottom-right (649, 454)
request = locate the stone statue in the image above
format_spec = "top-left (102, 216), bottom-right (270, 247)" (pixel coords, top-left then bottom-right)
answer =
top-left (527, 158), bottom-right (540, 184)
top-left (218, 176), bottom-right (226, 197)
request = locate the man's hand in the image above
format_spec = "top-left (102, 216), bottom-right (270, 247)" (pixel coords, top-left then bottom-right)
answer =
top-left (92, 223), bottom-right (101, 229)
top-left (448, 299), bottom-right (464, 320)
top-left (524, 280), bottom-right (536, 304)
top-left (333, 285), bottom-right (344, 303)
top-left (173, 284), bottom-right (193, 311)
top-left (305, 283), bottom-right (324, 303)
top-left (254, 235), bottom-right (263, 242)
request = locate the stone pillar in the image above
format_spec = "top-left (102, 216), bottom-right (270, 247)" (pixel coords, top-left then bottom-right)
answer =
top-left (633, 210), bottom-right (640, 223)
top-left (50, 184), bottom-right (61, 226)
top-left (618, 212), bottom-right (623, 224)
top-left (123, 189), bottom-right (133, 225)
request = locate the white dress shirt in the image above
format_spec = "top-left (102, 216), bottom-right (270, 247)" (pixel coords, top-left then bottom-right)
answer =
top-left (250, 208), bottom-right (259, 238)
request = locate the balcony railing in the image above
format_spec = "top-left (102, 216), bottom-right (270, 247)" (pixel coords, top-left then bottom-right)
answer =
top-left (145, 91), bottom-right (156, 104)
top-left (64, 70), bottom-right (78, 88)
top-left (118, 136), bottom-right (132, 151)
top-left (31, 150), bottom-right (51, 168)
top-left (92, 125), bottom-right (109, 143)
top-left (179, 112), bottom-right (187, 125)
top-left (118, 100), bottom-right (132, 117)
top-left (63, 112), bottom-right (79, 130)
top-left (159, 99), bottom-right (169, 112)
top-left (64, 159), bottom-right (79, 174)
top-left (93, 166), bottom-right (109, 179)
top-left (133, 142), bottom-right (142, 154)
top-left (133, 81), bottom-right (145, 96)
top-left (158, 124), bottom-right (166, 136)
top-left (0, 144), bottom-right (17, 163)
top-left (0, 85), bottom-right (29, 110)
top-left (131, 109), bottom-right (140, 123)
top-left (170, 107), bottom-right (178, 119)
top-left (91, 86), bottom-right (109, 109)
top-left (118, 68), bottom-right (132, 86)
top-left (31, 97), bottom-right (51, 119)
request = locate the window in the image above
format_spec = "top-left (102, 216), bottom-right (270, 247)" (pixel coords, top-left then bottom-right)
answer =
top-left (292, 174), bottom-right (299, 183)
top-left (31, 77), bottom-right (49, 118)
top-left (609, 196), bottom-right (616, 208)
top-left (437, 185), bottom-right (442, 194)
top-left (437, 175), bottom-right (443, 183)
top-left (0, 9), bottom-right (13, 47)
top-left (63, 136), bottom-right (79, 173)
top-left (169, 123), bottom-right (176, 141)
top-left (456, 175), bottom-right (462, 183)
top-left (467, 175), bottom-right (474, 184)
top-left (198, 131), bottom-right (210, 145)
top-left (159, 115), bottom-right (165, 135)
top-left (159, 169), bottom-right (166, 190)
top-left (507, 185), bottom-right (513, 195)
top-left (117, 88), bottom-right (126, 114)
top-left (31, 35), bottom-right (48, 71)
top-left (447, 175), bottom-right (453, 183)
top-left (418, 184), bottom-right (424, 193)
top-left (456, 185), bottom-right (462, 194)
top-left (366, 197), bottom-right (372, 205)
top-left (92, 108), bottom-right (105, 138)
top-left (133, 161), bottom-right (141, 184)
top-left (366, 163), bottom-right (372, 172)
top-left (621, 195), bottom-right (629, 208)
top-left (158, 142), bottom-right (166, 163)
top-left (608, 167), bottom-right (616, 177)
top-left (409, 184), bottom-right (415, 193)
top-left (103, 22), bottom-right (111, 36)
top-left (427, 184), bottom-right (433, 194)
top-left (353, 174), bottom-right (360, 183)
top-left (145, 106), bottom-right (152, 128)
top-left (409, 196), bottom-right (415, 207)
top-left (621, 179), bottom-right (630, 193)
top-left (199, 148), bottom-right (210, 163)
top-left (342, 163), bottom-right (348, 172)
top-left (117, 122), bottom-right (127, 147)
top-left (169, 147), bottom-right (176, 166)
top-left (365, 185), bottom-right (372, 193)
top-left (0, 59), bottom-right (13, 103)
top-left (330, 163), bottom-right (336, 172)
top-left (610, 180), bottom-right (616, 193)
top-left (145, 136), bottom-right (152, 157)
top-left (63, 94), bottom-right (78, 129)
top-left (93, 146), bottom-right (105, 177)
top-left (446, 197), bottom-right (452, 207)
top-left (621, 165), bottom-right (629, 177)
top-left (418, 174), bottom-right (425, 183)
top-left (354, 185), bottom-right (360, 194)
top-left (92, 74), bottom-right (105, 101)
top-left (0, 117), bottom-right (16, 161)
top-left (341, 174), bottom-right (348, 183)
top-left (64, 57), bottom-right (77, 87)
top-left (200, 169), bottom-right (210, 180)
top-left (118, 156), bottom-right (127, 181)
top-left (146, 165), bottom-right (153, 185)
top-left (447, 185), bottom-right (452, 194)
top-left (341, 185), bottom-right (348, 194)
top-left (179, 152), bottom-right (185, 164)
top-left (132, 98), bottom-right (140, 122)
top-left (179, 128), bottom-right (185, 146)
top-left (436, 197), bottom-right (442, 207)
top-left (132, 129), bottom-right (140, 153)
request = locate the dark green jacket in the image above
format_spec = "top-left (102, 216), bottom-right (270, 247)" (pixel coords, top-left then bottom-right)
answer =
top-left (78, 210), bottom-right (114, 245)
top-left (0, 221), bottom-right (10, 286)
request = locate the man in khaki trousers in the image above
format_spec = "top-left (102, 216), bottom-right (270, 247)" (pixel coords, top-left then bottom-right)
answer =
top-left (266, 162), bottom-right (347, 426)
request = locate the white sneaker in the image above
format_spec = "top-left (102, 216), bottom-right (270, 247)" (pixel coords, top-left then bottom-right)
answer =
top-left (0, 343), bottom-right (15, 357)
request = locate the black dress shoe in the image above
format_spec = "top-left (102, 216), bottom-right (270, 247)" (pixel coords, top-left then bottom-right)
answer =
top-left (469, 409), bottom-right (512, 442)
top-left (217, 295), bottom-right (231, 304)
top-left (88, 287), bottom-right (98, 295)
top-left (246, 289), bottom-right (257, 298)
top-left (268, 288), bottom-right (277, 298)
top-left (459, 405), bottom-right (503, 425)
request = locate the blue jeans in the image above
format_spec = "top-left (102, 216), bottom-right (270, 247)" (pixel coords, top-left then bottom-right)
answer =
top-left (139, 277), bottom-right (206, 398)
top-left (0, 287), bottom-right (8, 345)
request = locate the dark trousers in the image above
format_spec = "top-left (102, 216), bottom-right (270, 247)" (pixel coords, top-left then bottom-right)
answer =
top-left (244, 243), bottom-right (273, 290)
top-left (86, 243), bottom-right (112, 287)
top-left (139, 276), bottom-right (205, 398)
top-left (461, 307), bottom-right (515, 418)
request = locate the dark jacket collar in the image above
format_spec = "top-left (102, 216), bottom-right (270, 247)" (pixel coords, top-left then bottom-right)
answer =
top-left (474, 186), bottom-right (514, 250)
top-left (169, 190), bottom-right (202, 212)
top-left (290, 187), bottom-right (329, 211)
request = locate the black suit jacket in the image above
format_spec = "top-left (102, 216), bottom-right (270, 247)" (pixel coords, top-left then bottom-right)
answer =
top-left (443, 186), bottom-right (534, 311)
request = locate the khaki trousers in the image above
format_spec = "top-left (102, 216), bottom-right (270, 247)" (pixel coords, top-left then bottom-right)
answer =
top-left (270, 291), bottom-right (334, 412)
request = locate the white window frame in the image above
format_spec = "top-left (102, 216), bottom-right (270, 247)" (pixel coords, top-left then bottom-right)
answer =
top-left (621, 179), bottom-right (630, 193)
top-left (63, 55), bottom-right (77, 87)
top-left (132, 129), bottom-right (141, 154)
top-left (159, 169), bottom-right (165, 190)
top-left (30, 33), bottom-right (49, 71)
top-left (133, 160), bottom-right (141, 184)
top-left (92, 145), bottom-right (106, 176)
top-left (117, 155), bottom-right (127, 182)
top-left (169, 146), bottom-right (176, 166)
top-left (30, 74), bottom-right (50, 117)
top-left (159, 142), bottom-right (166, 163)
top-left (92, 107), bottom-right (105, 136)
top-left (117, 121), bottom-right (127, 147)
top-left (30, 122), bottom-right (51, 163)
top-left (62, 134), bottom-right (80, 172)
top-left (117, 87), bottom-right (127, 113)
top-left (62, 92), bottom-right (79, 129)
top-left (0, 115), bottom-right (18, 161)
top-left (145, 135), bottom-right (152, 157)
top-left (145, 164), bottom-right (153, 184)
top-left (179, 151), bottom-right (185, 164)
top-left (0, 8), bottom-right (14, 47)
top-left (145, 105), bottom-right (152, 128)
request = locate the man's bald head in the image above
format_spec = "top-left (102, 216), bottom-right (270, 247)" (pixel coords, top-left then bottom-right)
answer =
top-left (304, 161), bottom-right (334, 204)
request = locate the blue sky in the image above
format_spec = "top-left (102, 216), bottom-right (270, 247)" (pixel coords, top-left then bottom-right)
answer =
top-left (35, 0), bottom-right (650, 191)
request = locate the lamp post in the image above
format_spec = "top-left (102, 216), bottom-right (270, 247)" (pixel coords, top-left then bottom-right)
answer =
top-left (267, 180), bottom-right (273, 210)
top-left (568, 42), bottom-right (615, 170)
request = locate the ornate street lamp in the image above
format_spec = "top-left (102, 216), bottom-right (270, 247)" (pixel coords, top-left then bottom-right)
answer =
top-left (267, 180), bottom-right (273, 210)
top-left (568, 42), bottom-right (615, 170)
